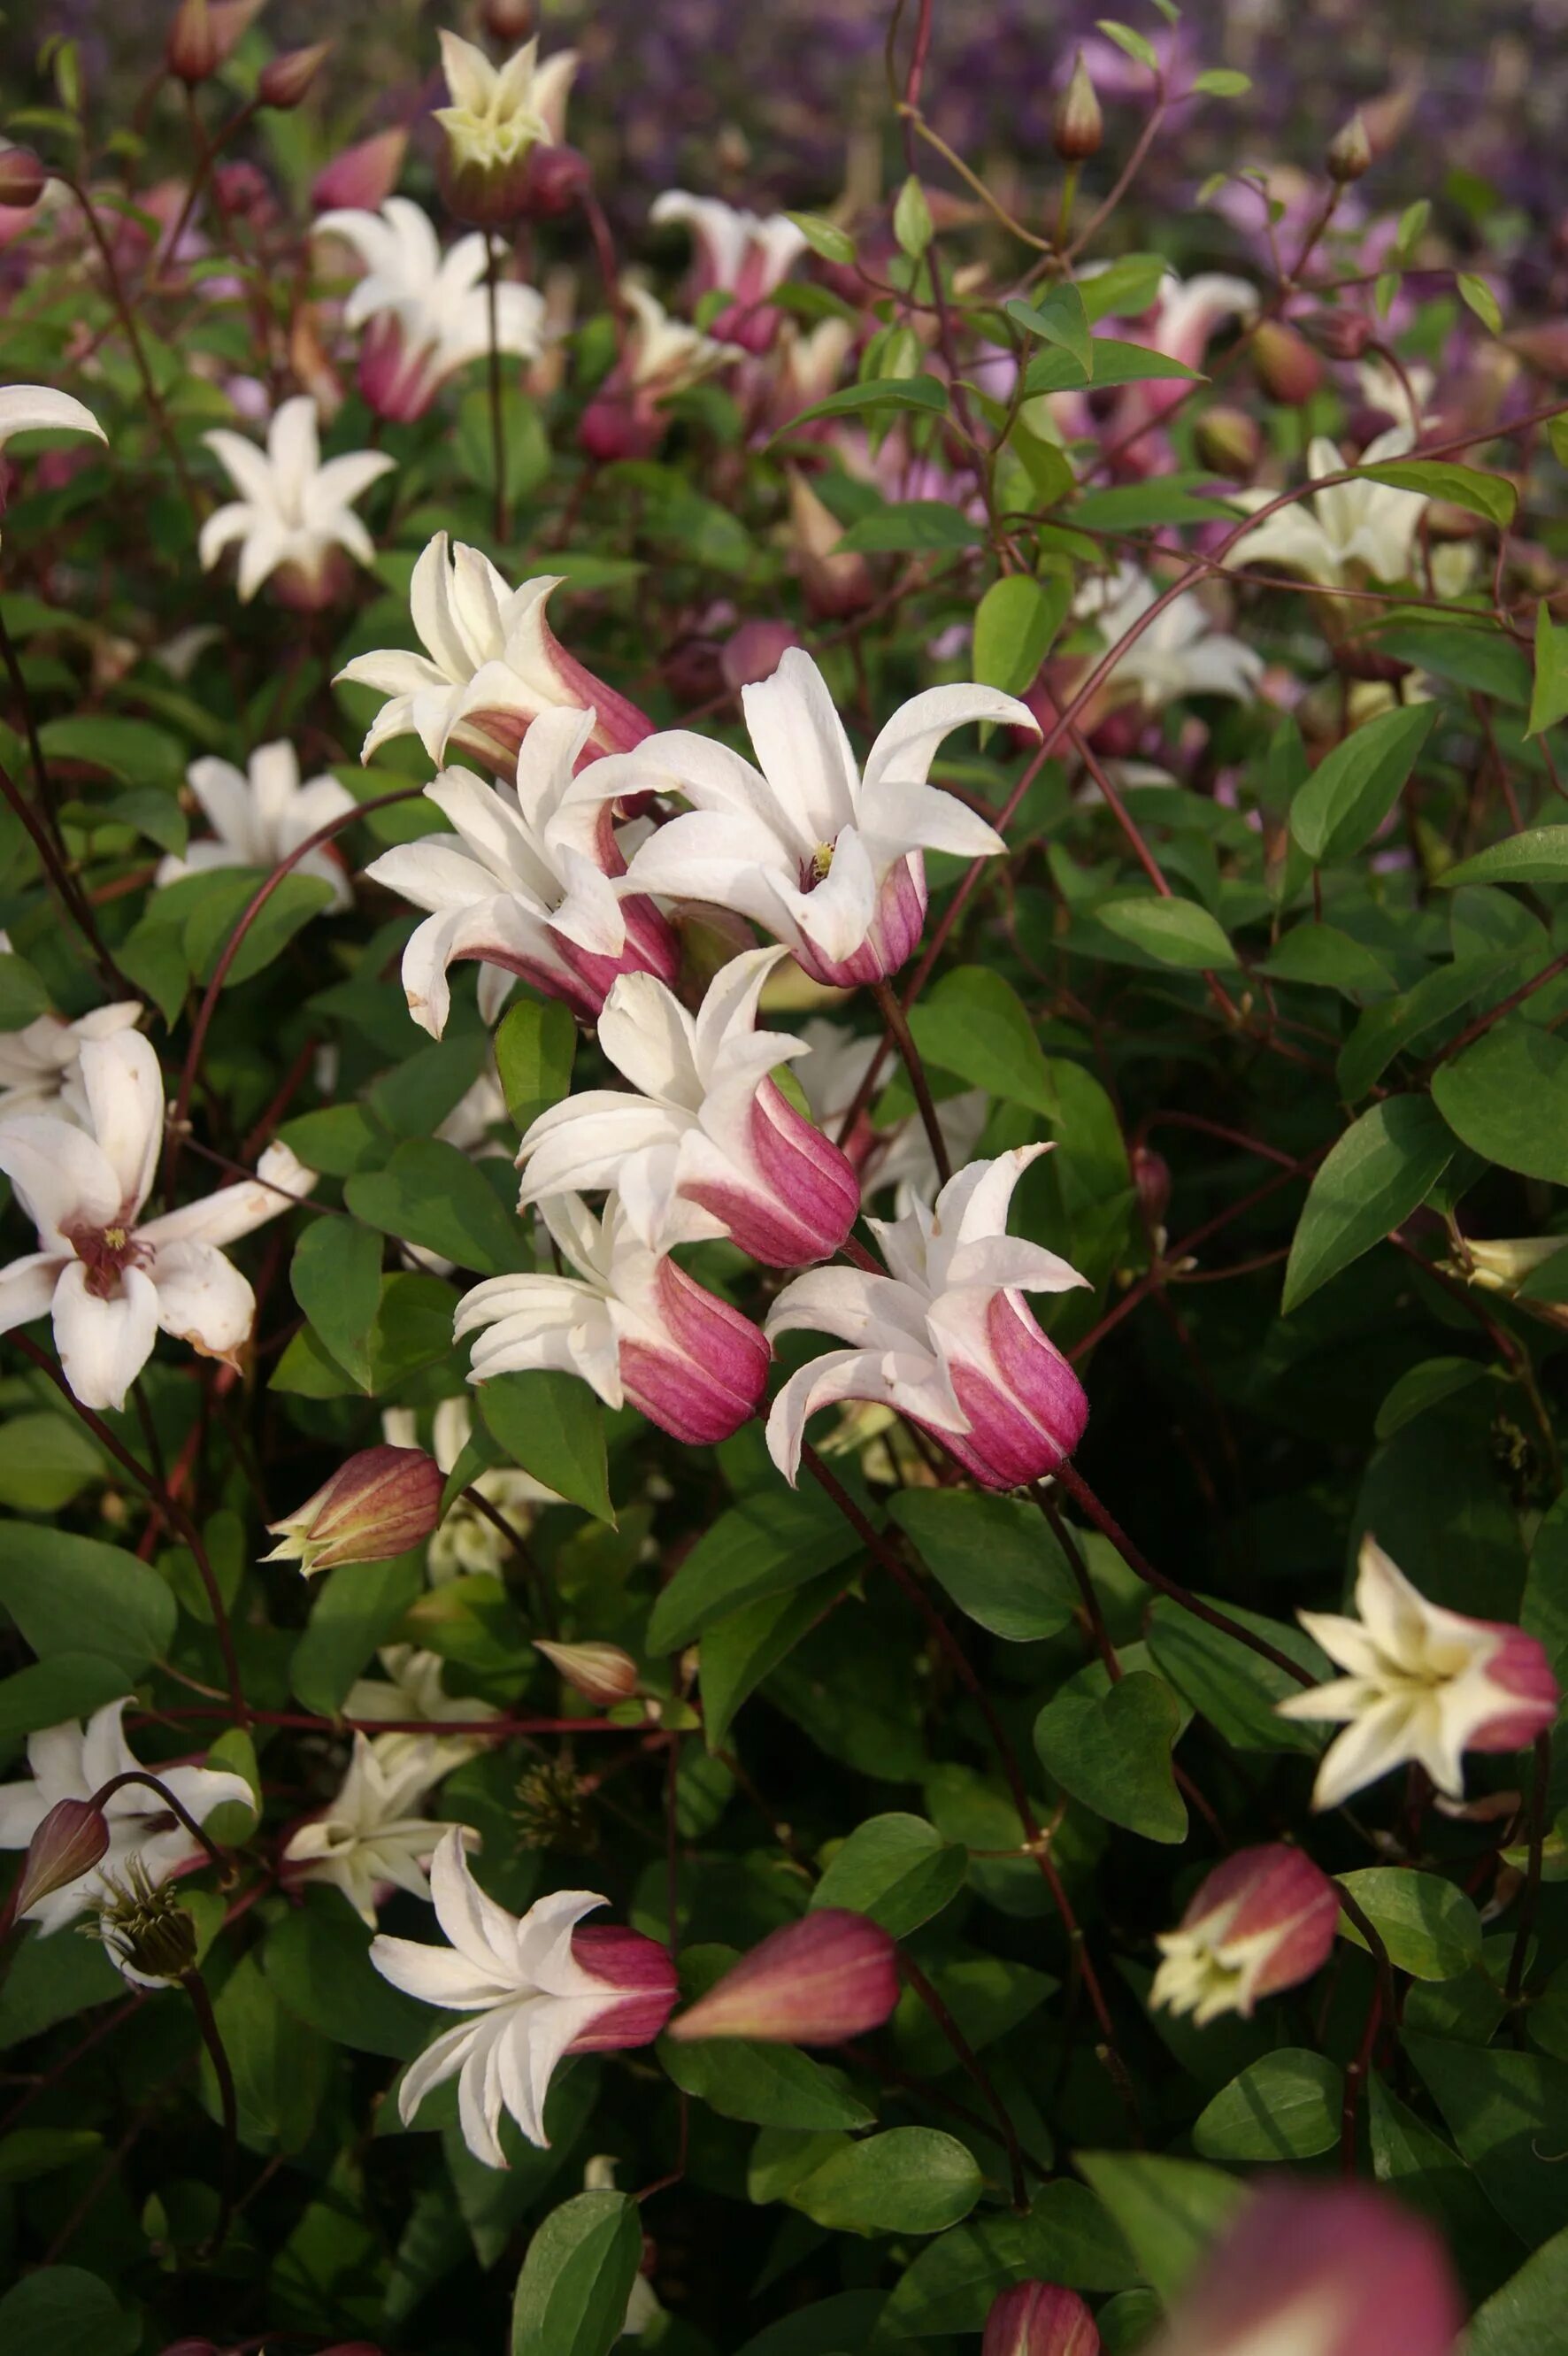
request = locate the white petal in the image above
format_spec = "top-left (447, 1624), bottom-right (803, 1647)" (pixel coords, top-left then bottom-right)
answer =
top-left (862, 682), bottom-right (1038, 797)
top-left (146, 1238), bottom-right (255, 1366)
top-left (0, 1251), bottom-right (62, 1335)
top-left (0, 1114), bottom-right (122, 1245)
top-left (79, 1031), bottom-right (163, 1217)
top-left (742, 650), bottom-right (859, 847)
top-left (0, 385), bottom-right (105, 450)
top-left (51, 1262), bottom-right (159, 1411)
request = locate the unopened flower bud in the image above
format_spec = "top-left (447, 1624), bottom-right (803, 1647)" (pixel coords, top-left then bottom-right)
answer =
top-left (1465, 1236), bottom-right (1568, 1293)
top-left (534, 1639), bottom-right (640, 1706)
top-left (166, 0), bottom-right (262, 85)
top-left (1252, 320), bottom-right (1324, 406)
top-left (788, 469), bottom-right (875, 620)
top-left (1193, 406), bottom-right (1260, 481)
top-left (258, 42), bottom-right (331, 111)
top-left (983, 2283), bottom-right (1099, 2356)
top-left (1300, 307), bottom-right (1375, 363)
top-left (8, 1798), bottom-right (110, 1925)
top-left (1053, 53), bottom-right (1103, 163)
top-left (667, 1908), bottom-right (899, 2044)
top-left (1130, 1144), bottom-right (1171, 1232)
top-left (484, 0), bottom-right (534, 39)
top-left (264, 1444), bottom-right (444, 1577)
top-left (1150, 1844), bottom-right (1339, 2025)
top-left (517, 142), bottom-right (592, 220)
top-left (311, 127), bottom-right (408, 215)
top-left (721, 618), bottom-right (802, 693)
top-left (0, 147), bottom-right (46, 211)
top-left (1326, 112), bottom-right (1373, 184)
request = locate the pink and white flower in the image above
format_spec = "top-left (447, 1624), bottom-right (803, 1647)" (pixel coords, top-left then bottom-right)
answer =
top-left (457, 1192), bottom-right (770, 1448)
top-left (766, 1147), bottom-right (1089, 1490)
top-left (1149, 1844), bottom-right (1341, 2024)
top-left (578, 281), bottom-right (744, 462)
top-left (515, 946), bottom-right (860, 1267)
top-left (337, 530), bottom-right (652, 771)
top-left (155, 739), bottom-right (357, 907)
top-left (370, 1824), bottom-right (677, 2163)
top-left (666, 1910), bottom-right (898, 2044)
top-left (0, 1029), bottom-right (314, 1410)
top-left (199, 395), bottom-right (394, 606)
top-left (364, 704), bottom-right (679, 1035)
top-left (1277, 1535), bottom-right (1560, 1810)
top-left (619, 650), bottom-right (1034, 988)
top-left (650, 190), bottom-right (808, 351)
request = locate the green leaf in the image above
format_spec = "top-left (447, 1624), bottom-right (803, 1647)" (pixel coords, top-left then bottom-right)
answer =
top-left (1439, 825), bottom-right (1568, 887)
top-left (1146, 1597), bottom-right (1326, 1754)
top-left (1281, 1096), bottom-right (1455, 1313)
top-left (0, 1653), bottom-right (134, 1749)
top-left (1338, 1868), bottom-right (1483, 1981)
top-left (1005, 283), bottom-right (1093, 377)
top-left (877, 2186), bottom-right (1139, 2334)
top-left (1071, 472), bottom-right (1231, 528)
top-left (789, 2128), bottom-right (980, 2236)
top-left (1372, 621), bottom-right (1531, 704)
top-left (1458, 272), bottom-right (1503, 334)
top-left (276, 1103), bottom-right (390, 1177)
top-left (38, 712), bottom-right (182, 785)
top-left (204, 1950), bottom-right (330, 2154)
top-left (495, 995), bottom-right (576, 1134)
top-left (290, 1214), bottom-right (382, 1390)
top-left (1288, 703), bottom-right (1437, 865)
top-left (1021, 345), bottom-right (1204, 402)
top-left (0, 1522), bottom-right (176, 1675)
top-left (1095, 894), bottom-right (1237, 971)
top-left (1370, 2075), bottom-right (1521, 2308)
top-left (785, 376), bottom-right (947, 431)
top-left (1468, 2226), bottom-right (1568, 2356)
top-left (1259, 922), bottom-right (1394, 998)
top-left (811, 1813), bottom-right (967, 1937)
top-left (733, 2294), bottom-right (885, 2356)
top-left (1406, 2036), bottom-right (1568, 2244)
top-left (1191, 66), bottom-right (1251, 94)
top-left (1431, 1018), bottom-right (1568, 1184)
top-left (836, 501), bottom-right (981, 553)
top-left (185, 868), bottom-right (337, 989)
top-left (0, 951), bottom-right (50, 1030)
top-left (477, 1368), bottom-right (614, 1525)
top-left (649, 1487), bottom-right (858, 1652)
top-left (346, 1138), bottom-right (527, 1276)
top-left (265, 1890), bottom-right (434, 2059)
top-left (698, 1572), bottom-right (848, 1752)
top-left (1079, 253), bottom-right (1168, 321)
top-left (1075, 2151), bottom-right (1247, 2304)
top-left (911, 966), bottom-right (1056, 1113)
top-left (0, 1410), bottom-right (105, 1512)
top-left (456, 384), bottom-right (550, 503)
top-left (658, 2013), bottom-right (874, 2132)
top-left (510, 2190), bottom-right (643, 2356)
top-left (786, 212), bottom-right (855, 266)
top-left (972, 573), bottom-right (1068, 698)
top-left (0, 2128), bottom-right (104, 2184)
top-left (1349, 458), bottom-right (1516, 529)
top-left (289, 1551), bottom-right (426, 1716)
top-left (1336, 950), bottom-right (1518, 1101)
top-left (1034, 1669), bottom-right (1188, 1843)
top-left (0, 2268), bottom-right (139, 2356)
top-left (890, 1489), bottom-right (1078, 1641)
top-left (893, 174), bottom-right (934, 260)
top-left (1193, 2050), bottom-right (1342, 2160)
top-left (1095, 19), bottom-right (1159, 71)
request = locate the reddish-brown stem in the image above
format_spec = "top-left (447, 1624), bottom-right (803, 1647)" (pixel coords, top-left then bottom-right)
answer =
top-left (182, 1965), bottom-right (238, 2253)
top-left (1506, 1731), bottom-right (1553, 2003)
top-left (900, 1952), bottom-right (1027, 2210)
top-left (870, 975), bottom-right (951, 1188)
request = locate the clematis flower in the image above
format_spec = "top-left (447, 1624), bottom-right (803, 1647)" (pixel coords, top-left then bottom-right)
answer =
top-left (155, 739), bottom-right (357, 906)
top-left (796, 1017), bottom-right (986, 1205)
top-left (281, 1734), bottom-right (452, 1926)
top-left (1227, 428), bottom-right (1426, 587)
top-left (364, 705), bottom-right (679, 1036)
top-left (434, 29), bottom-right (579, 226)
top-left (984, 2284), bottom-right (1099, 2356)
top-left (666, 1910), bottom-right (899, 2044)
top-left (0, 991), bottom-right (142, 1128)
top-left (383, 1395), bottom-right (559, 1582)
top-left (1277, 1535), bottom-right (1559, 1810)
top-left (1075, 566), bottom-right (1264, 710)
top-left (343, 1644), bottom-right (503, 1783)
top-left (619, 650), bottom-right (1035, 988)
top-left (457, 1192), bottom-right (770, 1448)
top-left (315, 198), bottom-right (547, 423)
top-left (1045, 271), bottom-right (1255, 471)
top-left (199, 395), bottom-right (394, 606)
top-left (336, 529), bottom-right (653, 771)
top-left (515, 946), bottom-right (861, 1267)
top-left (1149, 1844), bottom-right (1341, 2024)
top-left (766, 1146), bottom-right (1089, 1490)
top-left (0, 1029), bottom-right (314, 1411)
top-left (370, 1824), bottom-right (677, 2163)
top-left (650, 189), bottom-right (807, 351)
top-left (0, 1698), bottom-right (252, 1934)
top-left (578, 282), bottom-right (743, 462)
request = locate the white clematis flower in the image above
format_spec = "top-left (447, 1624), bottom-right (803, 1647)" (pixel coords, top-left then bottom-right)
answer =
top-left (515, 945), bottom-right (861, 1267)
top-left (1227, 427), bottom-right (1427, 588)
top-left (1277, 1535), bottom-right (1559, 1811)
top-left (0, 383), bottom-right (105, 453)
top-left (619, 649), bottom-right (1035, 987)
top-left (370, 1824), bottom-right (676, 2164)
top-left (199, 395), bottom-right (395, 605)
top-left (155, 739), bottom-right (357, 907)
top-left (0, 1029), bottom-right (315, 1411)
top-left (650, 190), bottom-right (807, 350)
top-left (335, 529), bottom-right (652, 771)
top-left (0, 1698), bottom-right (253, 1934)
top-left (315, 198), bottom-right (548, 423)
top-left (343, 1644), bottom-right (503, 1782)
top-left (435, 29), bottom-right (578, 174)
top-left (364, 704), bottom-right (678, 1036)
top-left (0, 990), bottom-right (142, 1128)
top-left (383, 1396), bottom-right (559, 1582)
top-left (281, 1733), bottom-right (452, 1926)
top-left (1075, 564), bottom-right (1264, 708)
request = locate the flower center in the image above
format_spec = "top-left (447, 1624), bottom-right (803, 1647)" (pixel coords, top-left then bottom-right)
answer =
top-left (67, 1218), bottom-right (148, 1301)
top-left (801, 839), bottom-right (836, 891)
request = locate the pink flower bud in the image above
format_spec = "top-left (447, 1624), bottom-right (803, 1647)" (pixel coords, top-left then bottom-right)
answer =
top-left (1192, 407), bottom-right (1260, 481)
top-left (720, 620), bottom-right (801, 694)
top-left (1252, 320), bottom-right (1325, 407)
top-left (1158, 2183), bottom-right (1463, 2356)
top-left (311, 128), bottom-right (408, 215)
top-left (258, 42), bottom-right (332, 111)
top-left (534, 1640), bottom-right (641, 1705)
top-left (1302, 309), bottom-right (1376, 363)
top-left (264, 1445), bottom-right (444, 1577)
top-left (578, 388), bottom-right (666, 464)
top-left (568, 1924), bottom-right (679, 2050)
top-left (1467, 1623), bottom-right (1560, 1751)
top-left (619, 1259), bottom-right (771, 1446)
top-left (1151, 1844), bottom-right (1339, 2025)
top-left (1052, 52), bottom-right (1104, 162)
top-left (166, 0), bottom-right (262, 84)
top-left (942, 1291), bottom-right (1089, 1491)
top-left (1130, 1143), bottom-right (1172, 1231)
top-left (666, 1909), bottom-right (899, 2044)
top-left (0, 147), bottom-right (46, 210)
top-left (356, 314), bottom-right (444, 424)
top-left (7, 1797), bottom-right (110, 1925)
top-left (788, 471), bottom-right (876, 622)
top-left (984, 2284), bottom-right (1099, 2356)
top-left (484, 0), bottom-right (534, 36)
top-left (517, 143), bottom-right (592, 221)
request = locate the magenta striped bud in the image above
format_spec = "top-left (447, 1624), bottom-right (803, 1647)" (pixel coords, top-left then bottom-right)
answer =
top-left (984, 2284), bottom-right (1099, 2356)
top-left (1151, 1844), bottom-right (1340, 2025)
top-left (568, 1924), bottom-right (680, 2050)
top-left (1158, 2183), bottom-right (1463, 2356)
top-left (264, 1444), bottom-right (444, 1577)
top-left (666, 1909), bottom-right (899, 2044)
top-left (311, 129), bottom-right (409, 215)
top-left (6, 1797), bottom-right (110, 1927)
top-left (943, 1291), bottom-right (1090, 1490)
top-left (619, 1259), bottom-right (771, 1445)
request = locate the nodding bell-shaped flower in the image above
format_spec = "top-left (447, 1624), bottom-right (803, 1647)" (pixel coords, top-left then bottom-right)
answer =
top-left (515, 947), bottom-right (861, 1267)
top-left (335, 530), bottom-right (653, 772)
top-left (1153, 2183), bottom-right (1464, 2356)
top-left (1227, 427), bottom-right (1427, 589)
top-left (434, 29), bottom-right (580, 227)
top-left (983, 2284), bottom-right (1099, 2356)
top-left (1276, 1535), bottom-right (1560, 1811)
top-left (370, 1825), bottom-right (676, 2164)
top-left (457, 1193), bottom-right (770, 1449)
top-left (766, 1147), bottom-right (1089, 1490)
top-left (619, 650), bottom-right (1035, 988)
top-left (650, 190), bottom-right (808, 352)
top-left (363, 705), bottom-right (679, 1036)
top-left (666, 1909), bottom-right (899, 2044)
top-left (199, 396), bottom-right (395, 609)
top-left (1149, 1844), bottom-right (1340, 2026)
top-left (263, 1444), bottom-right (446, 1578)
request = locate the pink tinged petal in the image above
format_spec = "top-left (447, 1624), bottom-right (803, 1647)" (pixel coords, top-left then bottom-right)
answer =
top-left (1181, 1843), bottom-right (1341, 2004)
top-left (1468, 1625), bottom-right (1559, 1750)
top-left (51, 1261), bottom-right (159, 1411)
top-left (619, 1259), bottom-right (769, 1445)
top-left (937, 1292), bottom-right (1088, 1489)
top-left (10, 1798), bottom-right (111, 1921)
top-left (788, 852), bottom-right (927, 989)
top-left (680, 1080), bottom-right (858, 1268)
top-left (568, 1923), bottom-right (679, 2049)
top-left (667, 1909), bottom-right (899, 2044)
top-left (982, 2283), bottom-right (1100, 2356)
